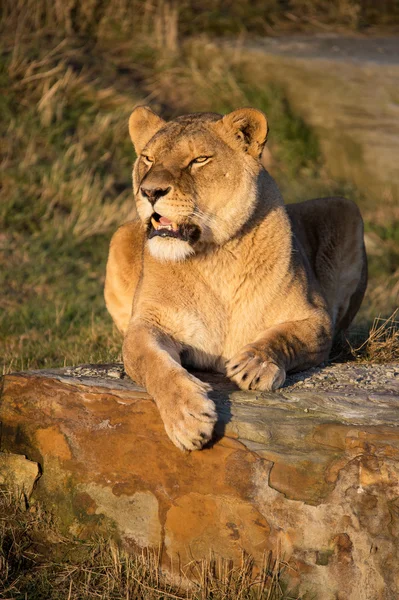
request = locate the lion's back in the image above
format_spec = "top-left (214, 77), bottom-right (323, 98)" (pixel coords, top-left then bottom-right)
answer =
top-left (287, 197), bottom-right (367, 331)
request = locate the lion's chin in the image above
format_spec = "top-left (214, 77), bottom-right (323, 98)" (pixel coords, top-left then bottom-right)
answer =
top-left (148, 237), bottom-right (195, 263)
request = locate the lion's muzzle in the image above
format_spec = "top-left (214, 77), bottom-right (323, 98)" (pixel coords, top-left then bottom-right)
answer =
top-left (148, 212), bottom-right (201, 244)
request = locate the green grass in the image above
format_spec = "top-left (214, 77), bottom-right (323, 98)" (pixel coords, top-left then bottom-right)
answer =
top-left (1, 7), bottom-right (398, 375)
top-left (0, 35), bottom-right (321, 373)
top-left (0, 42), bottom-right (137, 373)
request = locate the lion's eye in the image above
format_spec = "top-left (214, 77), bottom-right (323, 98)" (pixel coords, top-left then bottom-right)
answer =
top-left (141, 155), bottom-right (154, 165)
top-left (191, 156), bottom-right (211, 165)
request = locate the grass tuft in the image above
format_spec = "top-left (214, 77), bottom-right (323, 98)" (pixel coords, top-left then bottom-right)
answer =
top-left (349, 310), bottom-right (399, 363)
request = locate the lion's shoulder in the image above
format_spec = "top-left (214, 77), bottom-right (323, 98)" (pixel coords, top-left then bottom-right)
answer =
top-left (104, 219), bottom-right (145, 334)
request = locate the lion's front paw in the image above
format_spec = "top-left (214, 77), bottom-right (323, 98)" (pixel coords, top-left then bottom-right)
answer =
top-left (226, 347), bottom-right (286, 391)
top-left (157, 376), bottom-right (217, 452)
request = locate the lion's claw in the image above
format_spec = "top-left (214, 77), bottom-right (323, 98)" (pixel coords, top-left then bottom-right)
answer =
top-left (226, 347), bottom-right (286, 391)
top-left (157, 375), bottom-right (217, 451)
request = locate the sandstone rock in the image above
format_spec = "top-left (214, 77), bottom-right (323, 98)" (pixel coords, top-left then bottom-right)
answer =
top-left (1, 362), bottom-right (399, 599)
top-left (0, 451), bottom-right (40, 498)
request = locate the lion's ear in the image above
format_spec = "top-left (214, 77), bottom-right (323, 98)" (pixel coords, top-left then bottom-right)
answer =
top-left (217, 108), bottom-right (268, 159)
top-left (128, 106), bottom-right (166, 155)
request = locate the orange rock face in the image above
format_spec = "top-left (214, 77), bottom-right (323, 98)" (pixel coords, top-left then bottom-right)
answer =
top-left (1, 363), bottom-right (399, 600)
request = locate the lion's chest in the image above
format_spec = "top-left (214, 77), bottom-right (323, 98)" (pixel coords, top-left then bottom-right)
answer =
top-left (137, 246), bottom-right (287, 369)
top-left (171, 259), bottom-right (279, 365)
top-left (136, 264), bottom-right (226, 367)
top-left (165, 291), bottom-right (267, 371)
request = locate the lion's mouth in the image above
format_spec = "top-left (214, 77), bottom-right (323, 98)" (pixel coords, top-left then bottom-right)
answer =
top-left (148, 213), bottom-right (201, 244)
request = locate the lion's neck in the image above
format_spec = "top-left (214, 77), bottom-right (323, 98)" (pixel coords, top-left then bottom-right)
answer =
top-left (195, 201), bottom-right (293, 290)
top-left (197, 170), bottom-right (291, 271)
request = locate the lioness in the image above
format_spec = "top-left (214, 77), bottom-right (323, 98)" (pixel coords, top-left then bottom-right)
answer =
top-left (105, 106), bottom-right (367, 451)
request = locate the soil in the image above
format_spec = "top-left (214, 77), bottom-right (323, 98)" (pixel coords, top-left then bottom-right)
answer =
top-left (248, 33), bottom-right (399, 65)
top-left (59, 361), bottom-right (399, 395)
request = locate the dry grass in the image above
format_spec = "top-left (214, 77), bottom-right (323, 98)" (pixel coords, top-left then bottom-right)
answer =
top-left (2, 0), bottom-right (397, 40)
top-left (0, 29), bottom-right (140, 374)
top-left (349, 310), bottom-right (399, 363)
top-left (0, 489), bottom-right (300, 600)
top-left (0, 0), bottom-right (398, 376)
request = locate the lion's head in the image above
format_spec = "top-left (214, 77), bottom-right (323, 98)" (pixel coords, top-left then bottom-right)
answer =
top-left (128, 106), bottom-right (268, 262)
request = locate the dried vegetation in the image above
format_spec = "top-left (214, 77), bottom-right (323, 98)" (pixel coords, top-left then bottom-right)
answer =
top-left (0, 0), bottom-right (398, 374)
top-left (348, 309), bottom-right (399, 364)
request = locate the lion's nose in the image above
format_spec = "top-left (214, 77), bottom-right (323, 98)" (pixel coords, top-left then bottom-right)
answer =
top-left (140, 185), bottom-right (172, 206)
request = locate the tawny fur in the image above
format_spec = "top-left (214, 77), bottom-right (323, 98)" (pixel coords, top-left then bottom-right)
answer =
top-left (105, 106), bottom-right (367, 451)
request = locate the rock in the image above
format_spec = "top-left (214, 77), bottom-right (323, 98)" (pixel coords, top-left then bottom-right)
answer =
top-left (1, 362), bottom-right (399, 599)
top-left (0, 451), bottom-right (40, 498)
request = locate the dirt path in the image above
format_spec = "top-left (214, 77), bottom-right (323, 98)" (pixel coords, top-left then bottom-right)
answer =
top-left (236, 34), bottom-right (399, 219)
top-left (248, 34), bottom-right (399, 65)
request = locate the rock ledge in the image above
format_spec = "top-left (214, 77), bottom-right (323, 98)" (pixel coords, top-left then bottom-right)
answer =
top-left (1, 362), bottom-right (398, 600)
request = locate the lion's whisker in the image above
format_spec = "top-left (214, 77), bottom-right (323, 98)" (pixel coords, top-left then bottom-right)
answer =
top-left (192, 208), bottom-right (225, 239)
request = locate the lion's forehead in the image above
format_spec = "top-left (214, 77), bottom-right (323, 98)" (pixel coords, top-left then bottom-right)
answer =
top-left (146, 121), bottom-right (226, 161)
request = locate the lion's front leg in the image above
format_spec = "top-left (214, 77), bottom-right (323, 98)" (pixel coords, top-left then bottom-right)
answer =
top-left (226, 312), bottom-right (332, 391)
top-left (123, 321), bottom-right (217, 451)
